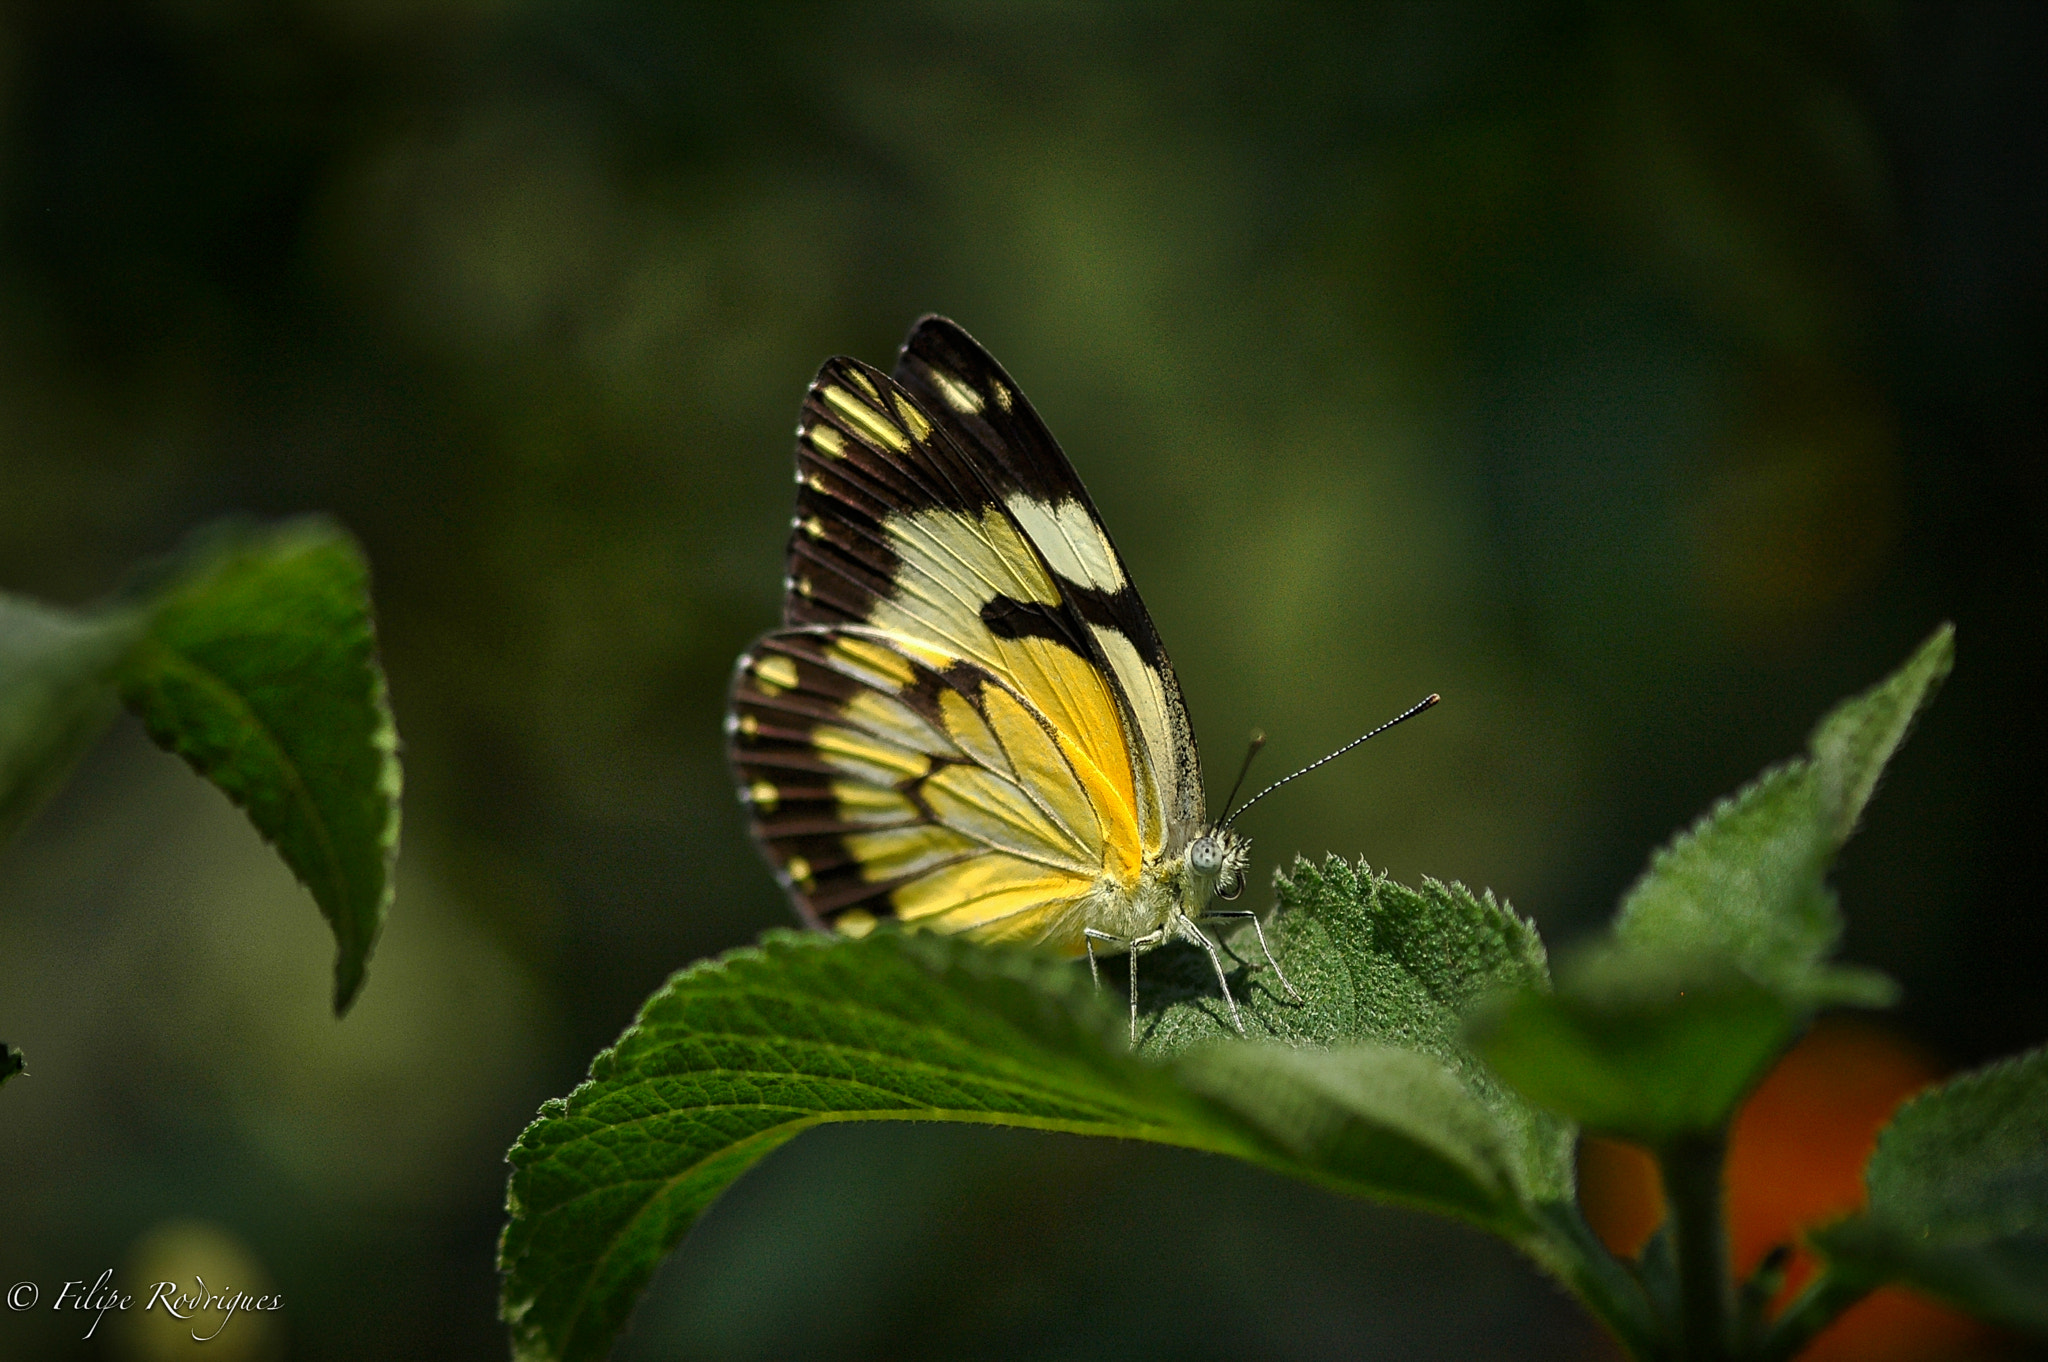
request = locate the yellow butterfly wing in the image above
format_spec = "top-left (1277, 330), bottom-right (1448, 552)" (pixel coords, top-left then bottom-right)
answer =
top-left (733, 628), bottom-right (1115, 949)
top-left (729, 320), bottom-right (1198, 952)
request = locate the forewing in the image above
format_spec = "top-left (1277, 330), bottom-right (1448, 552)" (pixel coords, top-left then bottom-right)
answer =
top-left (783, 350), bottom-right (1167, 855)
top-left (729, 627), bottom-right (1124, 953)
top-left (891, 315), bottom-right (1205, 830)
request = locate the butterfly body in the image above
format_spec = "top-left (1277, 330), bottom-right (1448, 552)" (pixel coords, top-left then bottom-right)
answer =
top-left (729, 316), bottom-right (1279, 1037)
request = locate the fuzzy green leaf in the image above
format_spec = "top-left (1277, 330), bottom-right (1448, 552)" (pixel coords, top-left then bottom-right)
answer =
top-left (1176, 1040), bottom-right (1528, 1223)
top-left (1810, 1046), bottom-right (2048, 1337)
top-left (1474, 630), bottom-right (1951, 1142)
top-left (1136, 857), bottom-right (1573, 1202)
top-left (1613, 762), bottom-right (1838, 992)
top-left (117, 519), bottom-right (401, 1012)
top-left (1141, 857), bottom-right (1552, 1048)
top-left (1467, 945), bottom-right (1804, 1143)
top-left (0, 593), bottom-right (143, 843)
top-left (1807, 622), bottom-right (1956, 844)
top-left (499, 895), bottom-right (1576, 1362)
top-left (1614, 624), bottom-right (1949, 996)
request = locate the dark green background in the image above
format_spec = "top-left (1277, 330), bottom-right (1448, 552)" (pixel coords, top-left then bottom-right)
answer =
top-left (1, 3), bottom-right (2041, 1359)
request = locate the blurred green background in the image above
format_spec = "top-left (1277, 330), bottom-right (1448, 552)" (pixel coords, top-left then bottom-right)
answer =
top-left (1, 2), bottom-right (2042, 1359)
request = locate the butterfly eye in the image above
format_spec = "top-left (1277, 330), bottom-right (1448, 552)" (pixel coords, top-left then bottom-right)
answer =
top-left (1188, 836), bottom-right (1224, 876)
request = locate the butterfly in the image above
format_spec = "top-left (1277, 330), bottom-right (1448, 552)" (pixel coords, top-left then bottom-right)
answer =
top-left (727, 316), bottom-right (1433, 1041)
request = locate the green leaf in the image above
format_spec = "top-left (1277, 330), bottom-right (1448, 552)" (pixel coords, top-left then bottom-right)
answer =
top-left (1808, 622), bottom-right (1955, 844)
top-left (1176, 1040), bottom-right (1529, 1223)
top-left (500, 919), bottom-right (1571, 1362)
top-left (1143, 857), bottom-right (1554, 1049)
top-left (1810, 1045), bottom-right (2048, 1338)
top-left (1472, 630), bottom-right (1952, 1143)
top-left (117, 519), bottom-right (401, 1012)
top-left (1613, 762), bottom-right (1837, 992)
top-left (1134, 857), bottom-right (1573, 1202)
top-left (1468, 944), bottom-right (1803, 1144)
top-left (1614, 624), bottom-right (1950, 995)
top-left (0, 1042), bottom-right (23, 1088)
top-left (0, 593), bottom-right (144, 844)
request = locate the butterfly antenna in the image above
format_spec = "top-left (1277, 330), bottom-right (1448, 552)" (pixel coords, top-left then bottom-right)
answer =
top-left (1216, 730), bottom-right (1267, 825)
top-left (1222, 694), bottom-right (1440, 829)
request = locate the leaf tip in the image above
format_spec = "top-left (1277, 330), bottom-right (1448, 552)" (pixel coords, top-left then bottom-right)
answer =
top-left (332, 960), bottom-right (366, 1015)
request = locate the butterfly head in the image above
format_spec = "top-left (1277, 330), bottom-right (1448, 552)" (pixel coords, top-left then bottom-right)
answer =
top-left (1185, 826), bottom-right (1252, 903)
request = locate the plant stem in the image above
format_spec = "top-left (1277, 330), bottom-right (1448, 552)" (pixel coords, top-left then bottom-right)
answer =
top-left (1753, 1269), bottom-right (1875, 1362)
top-left (1660, 1131), bottom-right (1731, 1362)
top-left (1527, 1200), bottom-right (1668, 1361)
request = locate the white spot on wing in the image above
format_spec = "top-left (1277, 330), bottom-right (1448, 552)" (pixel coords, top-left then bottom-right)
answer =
top-left (925, 367), bottom-right (985, 414)
top-left (1004, 495), bottom-right (1127, 593)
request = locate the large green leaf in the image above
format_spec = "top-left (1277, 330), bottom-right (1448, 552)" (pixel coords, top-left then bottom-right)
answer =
top-left (0, 593), bottom-right (142, 843)
top-left (1811, 1046), bottom-right (2048, 1338)
top-left (499, 873), bottom-right (1585, 1362)
top-left (117, 519), bottom-right (401, 1012)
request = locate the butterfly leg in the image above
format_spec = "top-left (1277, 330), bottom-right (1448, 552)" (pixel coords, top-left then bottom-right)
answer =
top-left (1124, 928), bottom-right (1167, 1043)
top-left (1084, 929), bottom-right (1112, 990)
top-left (1088, 927), bottom-right (1168, 1044)
top-left (1196, 909), bottom-right (1301, 1001)
top-left (1084, 928), bottom-right (1135, 1042)
top-left (1128, 941), bottom-right (1139, 1043)
top-left (1174, 917), bottom-right (1246, 1036)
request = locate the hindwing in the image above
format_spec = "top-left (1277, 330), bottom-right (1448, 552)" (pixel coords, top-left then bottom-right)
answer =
top-left (730, 627), bottom-right (1122, 950)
